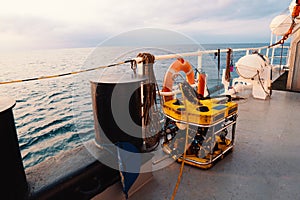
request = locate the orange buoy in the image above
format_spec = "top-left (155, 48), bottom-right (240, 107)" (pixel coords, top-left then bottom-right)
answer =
top-left (162, 58), bottom-right (195, 102)
top-left (292, 3), bottom-right (300, 18)
top-left (197, 72), bottom-right (206, 98)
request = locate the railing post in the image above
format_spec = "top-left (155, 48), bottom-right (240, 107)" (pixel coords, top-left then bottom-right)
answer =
top-left (266, 33), bottom-right (273, 57)
top-left (0, 96), bottom-right (28, 199)
top-left (271, 35), bottom-right (278, 65)
top-left (197, 50), bottom-right (203, 71)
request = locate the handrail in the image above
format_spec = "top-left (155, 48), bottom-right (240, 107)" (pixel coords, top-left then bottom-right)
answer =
top-left (1, 45), bottom-right (290, 85)
top-left (135, 45), bottom-right (290, 66)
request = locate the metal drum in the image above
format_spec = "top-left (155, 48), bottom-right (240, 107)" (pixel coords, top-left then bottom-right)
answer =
top-left (90, 74), bottom-right (146, 151)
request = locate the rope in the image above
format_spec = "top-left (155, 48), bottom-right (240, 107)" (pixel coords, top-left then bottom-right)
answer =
top-left (217, 49), bottom-right (221, 84)
top-left (137, 52), bottom-right (156, 126)
top-left (257, 70), bottom-right (271, 97)
top-left (137, 52), bottom-right (155, 65)
top-left (225, 48), bottom-right (232, 82)
top-left (0, 60), bottom-right (134, 85)
top-left (137, 53), bottom-right (162, 151)
top-left (170, 119), bottom-right (189, 200)
top-left (170, 83), bottom-right (190, 200)
top-left (279, 43), bottom-right (284, 76)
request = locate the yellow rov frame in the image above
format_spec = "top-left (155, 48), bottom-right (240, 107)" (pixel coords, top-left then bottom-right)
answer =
top-left (163, 98), bottom-right (237, 126)
top-left (162, 83), bottom-right (238, 169)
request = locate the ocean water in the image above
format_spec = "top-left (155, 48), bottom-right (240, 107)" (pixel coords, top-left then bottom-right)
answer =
top-left (0, 43), bottom-right (287, 169)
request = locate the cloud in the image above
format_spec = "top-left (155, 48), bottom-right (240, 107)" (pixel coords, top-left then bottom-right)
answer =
top-left (0, 0), bottom-right (292, 51)
top-left (0, 16), bottom-right (87, 51)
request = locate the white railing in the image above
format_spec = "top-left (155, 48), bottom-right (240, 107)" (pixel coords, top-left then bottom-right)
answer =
top-left (135, 44), bottom-right (290, 98)
top-left (136, 44), bottom-right (290, 72)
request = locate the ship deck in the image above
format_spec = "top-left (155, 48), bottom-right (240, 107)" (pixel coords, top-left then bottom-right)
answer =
top-left (26, 89), bottom-right (300, 200)
top-left (129, 90), bottom-right (300, 200)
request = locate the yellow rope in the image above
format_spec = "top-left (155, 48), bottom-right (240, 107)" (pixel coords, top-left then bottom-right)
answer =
top-left (170, 83), bottom-right (190, 200)
top-left (170, 123), bottom-right (189, 200)
top-left (0, 60), bottom-right (132, 85)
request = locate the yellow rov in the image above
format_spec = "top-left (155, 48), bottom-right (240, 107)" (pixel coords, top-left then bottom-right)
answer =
top-left (162, 81), bottom-right (238, 169)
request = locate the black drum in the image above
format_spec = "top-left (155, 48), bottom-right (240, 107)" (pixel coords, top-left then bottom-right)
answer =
top-left (90, 75), bottom-right (146, 151)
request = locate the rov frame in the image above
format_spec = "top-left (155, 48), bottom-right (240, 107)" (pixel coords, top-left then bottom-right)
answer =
top-left (175, 113), bottom-right (237, 169)
top-left (161, 82), bottom-right (238, 169)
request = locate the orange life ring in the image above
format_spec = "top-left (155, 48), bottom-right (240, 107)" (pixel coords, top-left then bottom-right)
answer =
top-left (162, 58), bottom-right (195, 102)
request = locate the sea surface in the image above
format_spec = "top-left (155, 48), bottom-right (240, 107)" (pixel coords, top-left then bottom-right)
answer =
top-left (0, 43), bottom-right (287, 169)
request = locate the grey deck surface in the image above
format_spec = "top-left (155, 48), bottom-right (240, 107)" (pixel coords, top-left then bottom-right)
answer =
top-left (130, 90), bottom-right (300, 200)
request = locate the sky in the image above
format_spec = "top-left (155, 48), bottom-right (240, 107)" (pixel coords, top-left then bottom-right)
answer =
top-left (0, 0), bottom-right (292, 52)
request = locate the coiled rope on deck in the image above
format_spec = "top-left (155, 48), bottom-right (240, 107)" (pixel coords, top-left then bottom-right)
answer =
top-left (0, 59), bottom-right (135, 85)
